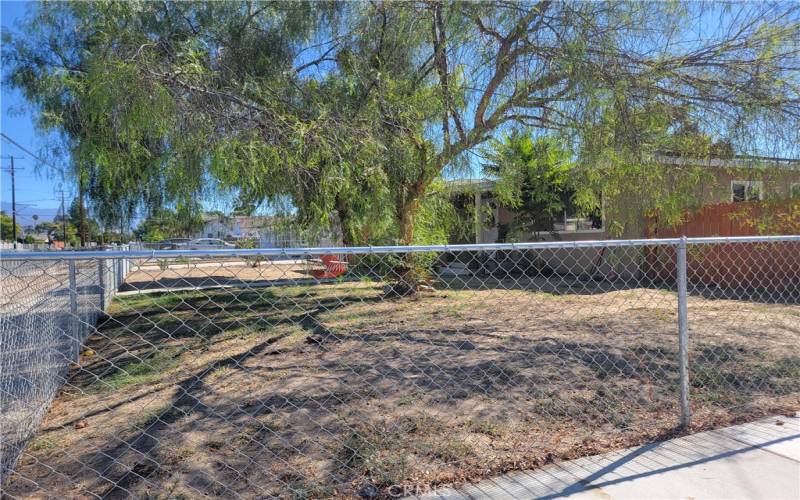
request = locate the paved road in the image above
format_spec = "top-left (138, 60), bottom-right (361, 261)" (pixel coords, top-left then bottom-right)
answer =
top-left (417, 414), bottom-right (800, 499)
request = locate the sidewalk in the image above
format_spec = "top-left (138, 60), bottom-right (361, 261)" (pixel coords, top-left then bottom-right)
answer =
top-left (419, 414), bottom-right (800, 499)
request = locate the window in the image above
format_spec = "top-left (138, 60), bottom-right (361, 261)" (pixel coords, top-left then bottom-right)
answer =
top-left (731, 180), bottom-right (763, 202)
top-left (791, 183), bottom-right (800, 198)
top-left (552, 190), bottom-right (602, 232)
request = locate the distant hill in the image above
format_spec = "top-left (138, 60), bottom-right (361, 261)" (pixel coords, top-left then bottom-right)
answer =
top-left (0, 201), bottom-right (61, 227)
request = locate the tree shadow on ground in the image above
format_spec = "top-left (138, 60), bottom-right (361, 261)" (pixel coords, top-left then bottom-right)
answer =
top-left (10, 282), bottom-right (799, 499)
top-left (70, 288), bottom-right (378, 389)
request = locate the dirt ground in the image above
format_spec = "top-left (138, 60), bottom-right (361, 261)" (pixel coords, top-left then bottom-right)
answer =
top-left (121, 260), bottom-right (319, 291)
top-left (5, 277), bottom-right (799, 499)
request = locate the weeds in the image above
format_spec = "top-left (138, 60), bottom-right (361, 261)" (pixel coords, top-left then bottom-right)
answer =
top-left (133, 404), bottom-right (173, 429)
top-left (27, 436), bottom-right (56, 452)
top-left (97, 348), bottom-right (180, 391)
top-left (468, 419), bottom-right (505, 438)
top-left (432, 438), bottom-right (472, 463)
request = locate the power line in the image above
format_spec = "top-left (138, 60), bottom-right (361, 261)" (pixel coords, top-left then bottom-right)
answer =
top-left (0, 132), bottom-right (65, 175)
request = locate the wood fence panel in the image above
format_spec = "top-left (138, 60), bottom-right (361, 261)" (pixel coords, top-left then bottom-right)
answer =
top-left (644, 202), bottom-right (800, 292)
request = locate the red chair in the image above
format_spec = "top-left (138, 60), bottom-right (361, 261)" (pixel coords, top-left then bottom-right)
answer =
top-left (310, 254), bottom-right (348, 279)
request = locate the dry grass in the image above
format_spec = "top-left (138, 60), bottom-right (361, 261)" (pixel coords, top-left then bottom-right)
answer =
top-left (6, 278), bottom-right (799, 499)
top-left (121, 260), bottom-right (320, 291)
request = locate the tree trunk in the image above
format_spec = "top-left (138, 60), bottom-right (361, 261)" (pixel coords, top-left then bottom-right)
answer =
top-left (397, 199), bottom-right (417, 246)
top-left (390, 189), bottom-right (424, 295)
top-left (335, 195), bottom-right (355, 247)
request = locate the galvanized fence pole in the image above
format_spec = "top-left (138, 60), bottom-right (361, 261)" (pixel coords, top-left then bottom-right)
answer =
top-left (97, 258), bottom-right (106, 311)
top-left (115, 258), bottom-right (123, 289)
top-left (68, 261), bottom-right (79, 359)
top-left (676, 236), bottom-right (691, 428)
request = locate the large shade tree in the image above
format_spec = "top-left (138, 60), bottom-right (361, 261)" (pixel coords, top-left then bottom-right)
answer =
top-left (4, 1), bottom-right (799, 245)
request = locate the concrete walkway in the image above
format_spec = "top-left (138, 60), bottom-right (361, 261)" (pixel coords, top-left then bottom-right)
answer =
top-left (418, 414), bottom-right (800, 499)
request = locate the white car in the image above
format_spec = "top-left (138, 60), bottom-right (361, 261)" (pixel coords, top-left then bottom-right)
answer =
top-left (187, 238), bottom-right (236, 250)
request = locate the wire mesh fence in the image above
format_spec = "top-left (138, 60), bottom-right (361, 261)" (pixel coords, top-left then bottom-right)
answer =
top-left (0, 256), bottom-right (126, 483)
top-left (1, 236), bottom-right (798, 498)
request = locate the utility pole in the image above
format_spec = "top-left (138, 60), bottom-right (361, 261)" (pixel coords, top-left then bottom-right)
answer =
top-left (78, 179), bottom-right (86, 247)
top-left (56, 187), bottom-right (68, 249)
top-left (1, 155), bottom-right (24, 249)
top-left (62, 191), bottom-right (67, 248)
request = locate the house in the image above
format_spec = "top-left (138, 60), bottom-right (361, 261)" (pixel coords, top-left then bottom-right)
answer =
top-left (447, 155), bottom-right (800, 284)
top-left (195, 214), bottom-right (340, 248)
top-left (450, 155), bottom-right (800, 244)
top-left (21, 225), bottom-right (50, 243)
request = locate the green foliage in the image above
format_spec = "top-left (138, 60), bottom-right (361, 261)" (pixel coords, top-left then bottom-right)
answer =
top-left (0, 212), bottom-right (21, 242)
top-left (98, 349), bottom-right (178, 391)
top-left (730, 198), bottom-right (800, 235)
top-left (4, 2), bottom-right (799, 247)
top-left (576, 100), bottom-right (722, 236)
top-left (67, 197), bottom-right (102, 243)
top-left (35, 219), bottom-right (78, 245)
top-left (134, 207), bottom-right (203, 242)
top-left (410, 180), bottom-right (462, 246)
top-left (485, 133), bottom-right (588, 240)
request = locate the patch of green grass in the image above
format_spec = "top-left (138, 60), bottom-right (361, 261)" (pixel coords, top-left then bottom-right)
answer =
top-left (208, 365), bottom-right (233, 381)
top-left (339, 431), bottom-right (376, 471)
top-left (468, 419), bottom-right (505, 438)
top-left (747, 357), bottom-right (800, 395)
top-left (692, 355), bottom-right (800, 403)
top-left (432, 438), bottom-right (472, 463)
top-left (98, 348), bottom-right (180, 391)
top-left (691, 368), bottom-right (742, 405)
top-left (133, 404), bottom-right (173, 429)
top-left (481, 363), bottom-right (520, 384)
top-left (367, 453), bottom-right (411, 488)
top-left (337, 428), bottom-right (411, 488)
top-left (609, 409), bottom-right (635, 429)
top-left (112, 292), bottom-right (191, 314)
top-left (398, 390), bottom-right (426, 406)
top-left (27, 436), bottom-right (56, 452)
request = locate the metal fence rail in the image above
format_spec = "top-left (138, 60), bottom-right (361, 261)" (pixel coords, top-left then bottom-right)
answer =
top-left (1, 236), bottom-right (798, 498)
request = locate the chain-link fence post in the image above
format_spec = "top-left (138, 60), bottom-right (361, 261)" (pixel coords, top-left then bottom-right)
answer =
top-left (676, 236), bottom-right (691, 428)
top-left (115, 258), bottom-right (123, 289)
top-left (68, 260), bottom-right (79, 359)
top-left (97, 258), bottom-right (106, 311)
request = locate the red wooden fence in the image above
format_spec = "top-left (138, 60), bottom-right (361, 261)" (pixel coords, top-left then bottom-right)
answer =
top-left (644, 202), bottom-right (800, 292)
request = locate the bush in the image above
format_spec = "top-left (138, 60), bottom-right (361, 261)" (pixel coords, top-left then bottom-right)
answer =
top-left (235, 238), bottom-right (267, 267)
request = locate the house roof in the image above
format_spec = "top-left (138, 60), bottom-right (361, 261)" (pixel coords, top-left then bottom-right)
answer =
top-left (443, 155), bottom-right (799, 194)
top-left (200, 215), bottom-right (283, 233)
top-left (444, 178), bottom-right (496, 192)
top-left (202, 214), bottom-right (275, 224)
top-left (654, 154), bottom-right (800, 171)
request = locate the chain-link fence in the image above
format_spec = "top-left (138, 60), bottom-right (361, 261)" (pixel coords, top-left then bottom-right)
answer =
top-left (1, 236), bottom-right (798, 498)
top-left (0, 256), bottom-right (128, 482)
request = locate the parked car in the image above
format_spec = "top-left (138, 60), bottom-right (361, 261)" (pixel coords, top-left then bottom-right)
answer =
top-left (157, 238), bottom-right (192, 250)
top-left (186, 238), bottom-right (236, 250)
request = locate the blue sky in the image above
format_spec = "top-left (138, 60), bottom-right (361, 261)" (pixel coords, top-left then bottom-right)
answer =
top-left (1, 0), bottom-right (68, 225)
